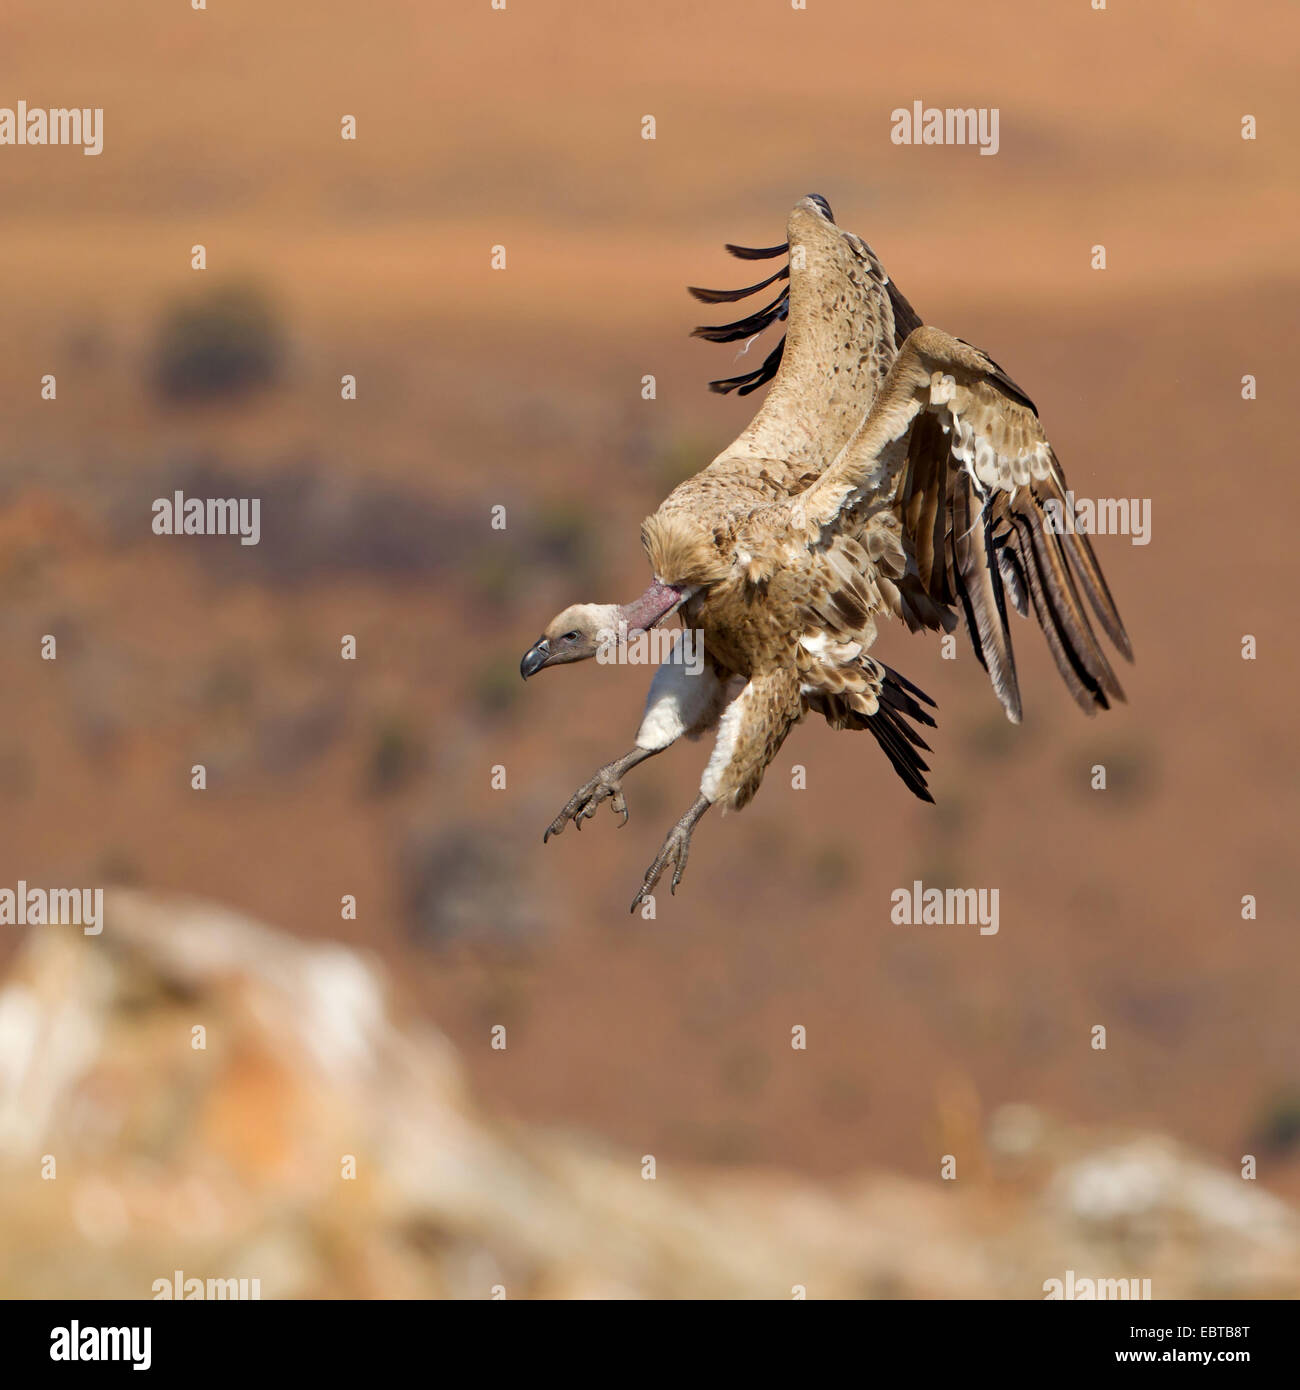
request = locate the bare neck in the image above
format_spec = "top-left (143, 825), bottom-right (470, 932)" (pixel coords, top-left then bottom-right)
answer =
top-left (618, 580), bottom-right (683, 633)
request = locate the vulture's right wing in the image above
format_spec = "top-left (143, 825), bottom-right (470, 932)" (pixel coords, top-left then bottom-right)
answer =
top-left (791, 326), bottom-right (1132, 722)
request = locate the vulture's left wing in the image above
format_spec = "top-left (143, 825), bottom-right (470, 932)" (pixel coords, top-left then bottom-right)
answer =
top-left (791, 326), bottom-right (1132, 722)
top-left (682, 195), bottom-right (918, 487)
top-left (689, 194), bottom-right (922, 399)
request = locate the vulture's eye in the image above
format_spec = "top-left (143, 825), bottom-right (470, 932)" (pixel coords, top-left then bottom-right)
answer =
top-left (563, 631), bottom-right (580, 643)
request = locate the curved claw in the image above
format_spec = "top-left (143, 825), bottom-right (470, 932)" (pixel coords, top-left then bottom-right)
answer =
top-left (628, 796), bottom-right (710, 913)
top-left (544, 773), bottom-right (627, 844)
top-left (628, 828), bottom-right (692, 913)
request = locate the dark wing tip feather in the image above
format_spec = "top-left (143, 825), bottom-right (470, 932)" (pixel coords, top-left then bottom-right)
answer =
top-left (724, 241), bottom-right (787, 260)
top-left (1058, 525), bottom-right (1134, 662)
top-left (696, 199), bottom-right (832, 395)
top-left (707, 338), bottom-right (785, 395)
top-left (1006, 507), bottom-right (1121, 715)
top-left (687, 265), bottom-right (789, 305)
top-left (695, 222), bottom-right (793, 393)
top-left (691, 291), bottom-right (790, 344)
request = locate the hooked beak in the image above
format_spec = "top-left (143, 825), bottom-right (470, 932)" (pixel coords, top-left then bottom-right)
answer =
top-left (520, 637), bottom-right (551, 680)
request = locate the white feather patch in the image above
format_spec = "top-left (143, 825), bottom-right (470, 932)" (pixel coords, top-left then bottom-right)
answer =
top-left (929, 372), bottom-right (957, 407)
top-left (636, 662), bottom-right (722, 751)
top-left (700, 682), bottom-right (752, 802)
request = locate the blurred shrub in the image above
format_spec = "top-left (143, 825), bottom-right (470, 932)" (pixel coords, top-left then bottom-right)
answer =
top-left (470, 552), bottom-right (521, 608)
top-left (96, 847), bottom-right (142, 885)
top-left (365, 715), bottom-right (426, 796)
top-left (533, 501), bottom-right (601, 591)
top-left (199, 656), bottom-right (254, 712)
top-left (472, 658), bottom-right (521, 719)
top-left (809, 842), bottom-right (853, 898)
top-left (402, 826), bottom-right (537, 947)
top-left (961, 709), bottom-right (1025, 760)
top-left (152, 282), bottom-right (285, 401)
top-left (1251, 1091), bottom-right (1300, 1156)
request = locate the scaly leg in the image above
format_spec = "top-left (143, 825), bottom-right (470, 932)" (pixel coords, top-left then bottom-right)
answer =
top-left (629, 795), bottom-right (711, 911)
top-left (545, 661), bottom-right (725, 844)
top-left (543, 746), bottom-right (661, 842)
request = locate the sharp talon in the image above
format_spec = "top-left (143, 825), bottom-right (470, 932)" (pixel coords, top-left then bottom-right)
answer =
top-left (542, 767), bottom-right (632, 842)
top-left (631, 804), bottom-right (704, 906)
top-left (543, 759), bottom-right (659, 845)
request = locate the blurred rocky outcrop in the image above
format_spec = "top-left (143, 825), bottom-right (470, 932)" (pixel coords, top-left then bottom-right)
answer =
top-left (0, 892), bottom-right (1296, 1299)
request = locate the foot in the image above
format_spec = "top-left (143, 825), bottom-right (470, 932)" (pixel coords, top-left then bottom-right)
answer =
top-left (543, 767), bottom-right (629, 842)
top-left (629, 795), bottom-right (711, 911)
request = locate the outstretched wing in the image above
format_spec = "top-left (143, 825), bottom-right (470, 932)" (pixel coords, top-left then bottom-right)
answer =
top-left (684, 195), bottom-right (919, 489)
top-left (792, 326), bottom-right (1132, 722)
top-left (688, 193), bottom-right (923, 400)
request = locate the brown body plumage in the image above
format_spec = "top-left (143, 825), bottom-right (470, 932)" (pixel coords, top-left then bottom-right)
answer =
top-left (521, 195), bottom-right (1132, 907)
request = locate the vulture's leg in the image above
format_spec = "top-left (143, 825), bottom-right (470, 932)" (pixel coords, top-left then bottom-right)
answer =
top-left (543, 745), bottom-right (660, 841)
top-left (543, 658), bottom-right (724, 842)
top-left (629, 672), bottom-right (799, 910)
top-left (629, 795), bottom-right (711, 911)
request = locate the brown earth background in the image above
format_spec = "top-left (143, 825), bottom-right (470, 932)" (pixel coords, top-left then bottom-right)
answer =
top-left (1, 0), bottom-right (1298, 1279)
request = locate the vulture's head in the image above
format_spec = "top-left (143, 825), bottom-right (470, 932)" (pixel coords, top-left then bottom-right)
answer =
top-left (519, 603), bottom-right (621, 679)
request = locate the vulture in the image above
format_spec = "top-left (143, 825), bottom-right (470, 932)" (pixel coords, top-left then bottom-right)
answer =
top-left (520, 195), bottom-right (1132, 910)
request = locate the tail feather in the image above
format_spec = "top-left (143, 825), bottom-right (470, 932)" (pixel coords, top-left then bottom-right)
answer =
top-left (810, 664), bottom-right (939, 803)
top-left (866, 703), bottom-right (936, 804)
